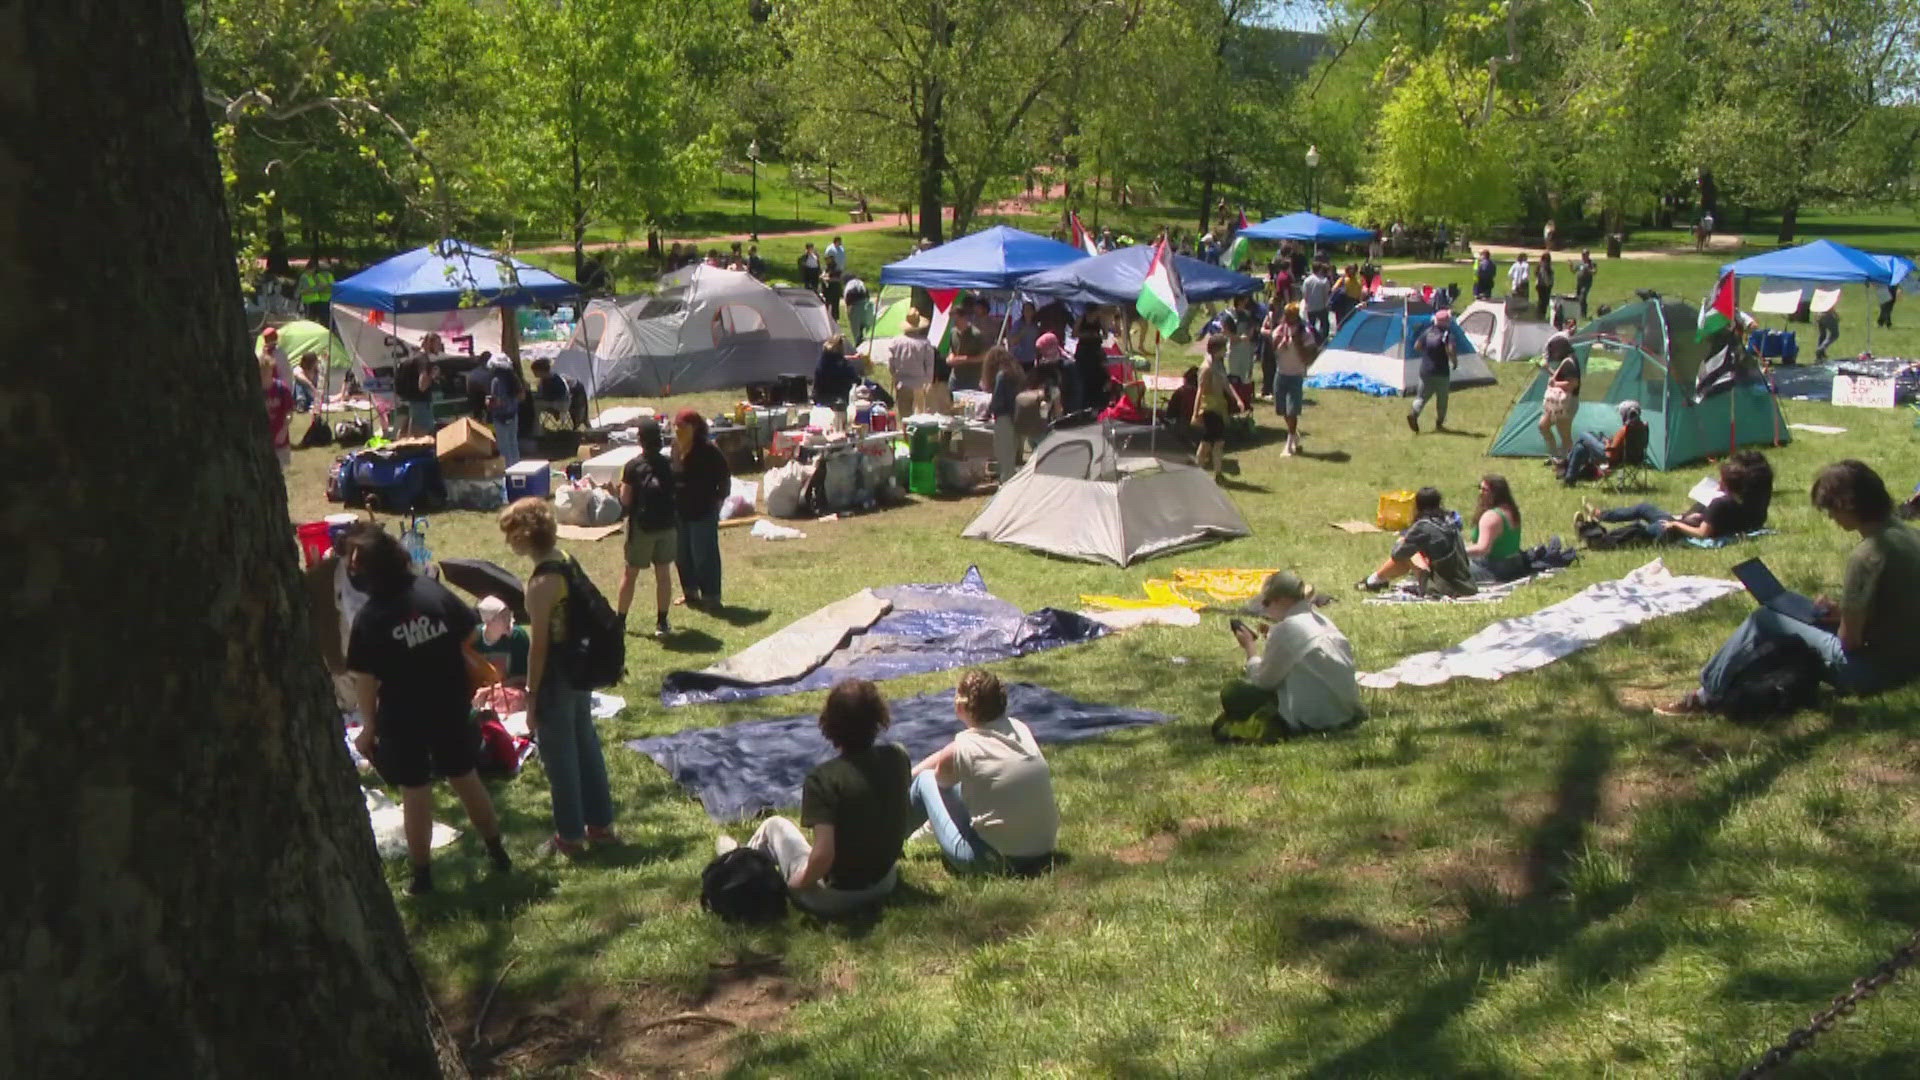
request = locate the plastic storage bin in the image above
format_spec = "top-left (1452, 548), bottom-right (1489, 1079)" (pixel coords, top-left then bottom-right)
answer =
top-left (505, 459), bottom-right (553, 499)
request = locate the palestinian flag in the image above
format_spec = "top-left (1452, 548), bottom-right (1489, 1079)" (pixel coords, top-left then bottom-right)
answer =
top-left (1136, 238), bottom-right (1187, 337)
top-left (1224, 232), bottom-right (1250, 270)
top-left (1070, 212), bottom-right (1100, 258)
top-left (1697, 271), bottom-right (1736, 341)
top-left (928, 288), bottom-right (959, 355)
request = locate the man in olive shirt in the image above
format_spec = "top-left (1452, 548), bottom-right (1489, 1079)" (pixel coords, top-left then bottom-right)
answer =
top-left (1663, 460), bottom-right (1920, 714)
top-left (947, 299), bottom-right (991, 392)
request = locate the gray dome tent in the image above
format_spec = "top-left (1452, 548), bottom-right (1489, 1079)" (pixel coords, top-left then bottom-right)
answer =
top-left (962, 424), bottom-right (1251, 566)
top-left (553, 265), bottom-right (833, 397)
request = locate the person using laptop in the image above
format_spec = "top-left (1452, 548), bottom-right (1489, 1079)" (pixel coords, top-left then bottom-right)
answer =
top-left (1658, 460), bottom-right (1920, 715)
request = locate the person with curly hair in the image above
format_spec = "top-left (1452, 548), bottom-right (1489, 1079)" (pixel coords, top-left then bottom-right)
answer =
top-left (716, 679), bottom-right (910, 914)
top-left (1659, 460), bottom-right (1920, 715)
top-left (1585, 449), bottom-right (1772, 542)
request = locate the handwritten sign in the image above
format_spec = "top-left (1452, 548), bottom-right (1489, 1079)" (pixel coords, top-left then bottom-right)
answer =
top-left (1832, 373), bottom-right (1897, 409)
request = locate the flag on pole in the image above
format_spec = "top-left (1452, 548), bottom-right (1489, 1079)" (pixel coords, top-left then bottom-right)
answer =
top-left (928, 288), bottom-right (959, 355)
top-left (1235, 209), bottom-right (1249, 231)
top-left (1224, 232), bottom-right (1250, 270)
top-left (1070, 212), bottom-right (1100, 258)
top-left (1697, 271), bottom-right (1736, 341)
top-left (1136, 239), bottom-right (1188, 337)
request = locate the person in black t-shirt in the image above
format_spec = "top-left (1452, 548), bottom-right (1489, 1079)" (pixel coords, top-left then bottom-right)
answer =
top-left (1589, 449), bottom-right (1773, 541)
top-left (344, 525), bottom-right (510, 894)
top-left (1407, 309), bottom-right (1457, 432)
top-left (618, 418), bottom-right (679, 638)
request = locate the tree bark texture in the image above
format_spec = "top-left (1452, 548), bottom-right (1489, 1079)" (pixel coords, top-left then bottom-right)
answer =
top-left (0, 5), bottom-right (464, 1078)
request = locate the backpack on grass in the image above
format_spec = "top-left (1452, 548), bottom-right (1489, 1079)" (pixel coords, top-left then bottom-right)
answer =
top-left (1714, 635), bottom-right (1825, 722)
top-left (700, 848), bottom-right (788, 924)
top-left (535, 553), bottom-right (625, 690)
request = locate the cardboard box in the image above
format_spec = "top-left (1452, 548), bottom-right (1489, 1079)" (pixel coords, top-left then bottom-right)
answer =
top-left (441, 455), bottom-right (506, 481)
top-left (436, 417), bottom-right (496, 462)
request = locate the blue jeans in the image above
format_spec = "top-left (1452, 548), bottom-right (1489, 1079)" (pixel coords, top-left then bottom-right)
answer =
top-left (1563, 432), bottom-right (1607, 481)
top-left (1598, 502), bottom-right (1672, 538)
top-left (535, 670), bottom-right (613, 842)
top-left (1409, 375), bottom-right (1449, 427)
top-left (902, 771), bottom-right (999, 871)
top-left (493, 416), bottom-right (521, 466)
top-left (1273, 374), bottom-right (1305, 418)
top-left (294, 382), bottom-right (314, 412)
top-left (1699, 609), bottom-right (1898, 705)
top-left (675, 512), bottom-right (723, 602)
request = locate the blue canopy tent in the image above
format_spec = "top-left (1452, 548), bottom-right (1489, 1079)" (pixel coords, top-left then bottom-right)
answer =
top-left (1719, 239), bottom-right (1896, 284)
top-left (1017, 245), bottom-right (1261, 306)
top-left (1870, 253), bottom-right (1915, 288)
top-left (333, 239), bottom-right (579, 313)
top-left (1238, 212), bottom-right (1372, 244)
top-left (880, 225), bottom-right (1088, 290)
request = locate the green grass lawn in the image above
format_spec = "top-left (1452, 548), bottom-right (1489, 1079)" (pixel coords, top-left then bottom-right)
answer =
top-left (286, 247), bottom-right (1920, 1076)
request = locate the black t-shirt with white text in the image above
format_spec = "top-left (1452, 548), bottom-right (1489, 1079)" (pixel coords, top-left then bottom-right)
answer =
top-left (1417, 325), bottom-right (1454, 378)
top-left (346, 576), bottom-right (478, 730)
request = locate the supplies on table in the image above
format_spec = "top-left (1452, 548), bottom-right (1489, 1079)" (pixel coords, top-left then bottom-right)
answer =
top-left (953, 389), bottom-right (993, 422)
top-left (934, 415), bottom-right (996, 495)
top-left (596, 405), bottom-right (656, 428)
top-left (709, 418), bottom-right (759, 473)
top-left (582, 445), bottom-right (642, 485)
top-left (505, 459), bottom-right (553, 500)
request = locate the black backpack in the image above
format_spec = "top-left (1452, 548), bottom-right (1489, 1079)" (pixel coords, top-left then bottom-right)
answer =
top-left (626, 453), bottom-right (678, 531)
top-left (1714, 635), bottom-right (1825, 722)
top-left (700, 848), bottom-right (788, 924)
top-left (536, 553), bottom-right (626, 690)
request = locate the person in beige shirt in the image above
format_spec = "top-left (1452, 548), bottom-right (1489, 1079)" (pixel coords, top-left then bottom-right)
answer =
top-left (904, 669), bottom-right (1059, 872)
top-left (884, 311), bottom-right (937, 417)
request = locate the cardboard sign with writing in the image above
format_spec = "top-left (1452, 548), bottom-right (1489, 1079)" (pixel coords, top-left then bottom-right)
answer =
top-left (1832, 373), bottom-right (1897, 409)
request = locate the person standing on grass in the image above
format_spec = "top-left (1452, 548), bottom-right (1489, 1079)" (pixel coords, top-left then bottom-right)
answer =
top-left (344, 525), bottom-right (512, 893)
top-left (1223, 306), bottom-right (1257, 390)
top-left (885, 311), bottom-right (935, 417)
top-left (1215, 571), bottom-right (1363, 743)
top-left (799, 243), bottom-right (822, 292)
top-left (1355, 487), bottom-right (1477, 597)
top-left (1508, 251), bottom-right (1531, 301)
top-left (1301, 262), bottom-right (1333, 341)
top-left (715, 678), bottom-right (909, 915)
top-left (1473, 249), bottom-right (1497, 301)
top-left (258, 356), bottom-right (296, 470)
top-left (843, 273), bottom-right (872, 348)
top-left (1538, 319), bottom-right (1581, 460)
top-left (948, 301), bottom-right (989, 394)
top-left (984, 345), bottom-right (1026, 483)
top-left (672, 408), bottom-right (730, 611)
top-left (1534, 251), bottom-right (1556, 320)
top-left (904, 669), bottom-right (1058, 873)
top-left (747, 244), bottom-right (767, 279)
top-left (1658, 460), bottom-right (1920, 716)
top-left (617, 418), bottom-right (678, 639)
top-left (820, 264), bottom-right (845, 322)
top-left (1573, 250), bottom-right (1596, 319)
top-left (498, 498), bottom-right (619, 859)
top-left (1873, 281), bottom-right (1896, 329)
top-left (1815, 306), bottom-right (1841, 361)
top-left (825, 235), bottom-right (846, 276)
top-left (1270, 303), bottom-right (1316, 457)
top-left (1069, 313), bottom-right (1110, 414)
top-left (484, 353), bottom-right (523, 466)
top-left (1192, 333), bottom-right (1231, 482)
top-left (1407, 308), bottom-right (1456, 433)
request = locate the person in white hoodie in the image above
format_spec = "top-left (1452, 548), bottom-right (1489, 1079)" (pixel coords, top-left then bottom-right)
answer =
top-left (1507, 252), bottom-right (1531, 300)
top-left (1213, 571), bottom-right (1363, 742)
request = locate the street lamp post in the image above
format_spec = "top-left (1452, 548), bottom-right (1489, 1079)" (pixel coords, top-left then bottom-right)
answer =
top-left (1305, 145), bottom-right (1320, 215)
top-left (748, 139), bottom-right (760, 242)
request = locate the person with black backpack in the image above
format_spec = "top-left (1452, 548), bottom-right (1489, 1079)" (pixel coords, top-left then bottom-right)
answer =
top-left (618, 418), bottom-right (678, 639)
top-left (499, 498), bottom-right (619, 858)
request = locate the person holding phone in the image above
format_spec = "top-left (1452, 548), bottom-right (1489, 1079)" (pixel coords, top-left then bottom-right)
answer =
top-left (1213, 572), bottom-right (1364, 743)
top-left (1657, 460), bottom-right (1920, 715)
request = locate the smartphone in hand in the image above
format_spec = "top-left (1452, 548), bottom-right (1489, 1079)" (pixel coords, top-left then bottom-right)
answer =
top-left (1229, 618), bottom-right (1252, 639)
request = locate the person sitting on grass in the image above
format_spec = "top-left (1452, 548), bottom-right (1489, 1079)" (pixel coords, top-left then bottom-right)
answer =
top-left (1355, 487), bottom-right (1478, 597)
top-left (716, 678), bottom-right (909, 916)
top-left (471, 595), bottom-right (529, 686)
top-left (1582, 449), bottom-right (1773, 543)
top-left (1215, 571), bottom-right (1363, 742)
top-left (1658, 460), bottom-right (1920, 715)
top-left (344, 525), bottom-right (511, 894)
top-left (903, 669), bottom-right (1059, 874)
top-left (500, 497), bottom-right (620, 859)
top-left (1464, 474), bottom-right (1526, 583)
top-left (1165, 366), bottom-right (1200, 432)
top-left (1559, 400), bottom-right (1648, 487)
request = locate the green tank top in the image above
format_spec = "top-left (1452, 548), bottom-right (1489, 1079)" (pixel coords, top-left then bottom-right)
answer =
top-left (1472, 508), bottom-right (1521, 560)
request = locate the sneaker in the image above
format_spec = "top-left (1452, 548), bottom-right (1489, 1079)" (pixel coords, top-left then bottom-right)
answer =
top-left (1653, 691), bottom-right (1710, 717)
top-left (586, 825), bottom-right (622, 847)
top-left (1282, 443), bottom-right (1295, 457)
top-left (539, 835), bottom-right (586, 859)
top-left (408, 864), bottom-right (434, 895)
top-left (1405, 414), bottom-right (1419, 433)
top-left (1433, 423), bottom-right (1448, 433)
top-left (485, 836), bottom-right (512, 873)
top-left (1354, 577), bottom-right (1388, 592)
top-left (654, 614), bottom-right (671, 639)
top-left (714, 834), bottom-right (740, 856)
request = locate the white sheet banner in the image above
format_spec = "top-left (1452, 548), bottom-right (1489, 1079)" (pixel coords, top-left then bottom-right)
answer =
top-left (332, 303), bottom-right (505, 384)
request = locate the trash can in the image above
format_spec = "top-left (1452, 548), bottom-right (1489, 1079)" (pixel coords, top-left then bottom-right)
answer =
top-left (1606, 233), bottom-right (1623, 259)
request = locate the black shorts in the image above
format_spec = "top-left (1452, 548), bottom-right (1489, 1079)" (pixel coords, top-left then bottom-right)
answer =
top-left (372, 711), bottom-right (478, 788)
top-left (1200, 410), bottom-right (1226, 441)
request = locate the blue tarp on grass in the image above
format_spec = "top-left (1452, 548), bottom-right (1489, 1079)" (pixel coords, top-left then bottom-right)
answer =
top-left (659, 567), bottom-right (1109, 707)
top-left (628, 684), bottom-right (1172, 821)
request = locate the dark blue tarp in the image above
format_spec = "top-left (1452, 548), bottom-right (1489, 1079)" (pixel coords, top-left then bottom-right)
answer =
top-left (332, 239), bottom-right (580, 313)
top-left (1719, 239), bottom-right (1896, 285)
top-left (1238, 212), bottom-right (1373, 244)
top-left (880, 226), bottom-right (1089, 290)
top-left (659, 567), bottom-right (1108, 707)
top-left (1018, 245), bottom-right (1262, 306)
top-left (627, 684), bottom-right (1172, 821)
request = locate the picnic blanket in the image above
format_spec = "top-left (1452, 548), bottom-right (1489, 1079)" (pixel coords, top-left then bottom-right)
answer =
top-left (627, 684), bottom-right (1172, 821)
top-left (1359, 559), bottom-right (1741, 689)
top-left (1305, 371), bottom-right (1401, 398)
top-left (1684, 528), bottom-right (1777, 550)
top-left (1363, 574), bottom-right (1545, 606)
top-left (659, 567), bottom-right (1108, 707)
top-left (1081, 567), bottom-right (1279, 610)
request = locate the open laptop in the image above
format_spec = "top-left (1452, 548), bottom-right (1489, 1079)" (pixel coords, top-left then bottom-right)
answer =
top-left (1730, 558), bottom-right (1822, 625)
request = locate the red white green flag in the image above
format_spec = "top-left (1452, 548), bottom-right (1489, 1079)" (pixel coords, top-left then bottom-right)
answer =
top-left (1135, 238), bottom-right (1188, 337)
top-left (1697, 271), bottom-right (1736, 341)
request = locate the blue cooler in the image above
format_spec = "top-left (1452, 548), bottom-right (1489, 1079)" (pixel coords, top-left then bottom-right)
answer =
top-left (505, 459), bottom-right (552, 499)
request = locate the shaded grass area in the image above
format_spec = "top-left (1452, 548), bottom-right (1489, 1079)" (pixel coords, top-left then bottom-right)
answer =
top-left (283, 243), bottom-right (1920, 1076)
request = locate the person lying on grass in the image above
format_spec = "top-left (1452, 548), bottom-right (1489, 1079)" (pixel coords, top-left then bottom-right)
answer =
top-left (1580, 449), bottom-right (1772, 543)
top-left (1355, 487), bottom-right (1478, 597)
top-left (1216, 571), bottom-right (1364, 743)
top-left (903, 669), bottom-right (1059, 874)
top-left (1659, 460), bottom-right (1920, 715)
top-left (344, 524), bottom-right (511, 894)
top-left (717, 678), bottom-right (909, 915)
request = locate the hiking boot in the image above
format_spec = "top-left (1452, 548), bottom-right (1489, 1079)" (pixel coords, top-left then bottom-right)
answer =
top-left (1405, 414), bottom-right (1419, 433)
top-left (486, 836), bottom-right (512, 874)
top-left (586, 825), bottom-right (622, 848)
top-left (408, 863), bottom-right (434, 895)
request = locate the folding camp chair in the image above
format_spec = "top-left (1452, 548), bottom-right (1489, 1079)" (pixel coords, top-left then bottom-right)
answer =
top-left (1599, 424), bottom-right (1650, 493)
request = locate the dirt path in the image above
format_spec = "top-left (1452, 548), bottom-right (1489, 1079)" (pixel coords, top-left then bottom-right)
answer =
top-left (1391, 236), bottom-right (1743, 272)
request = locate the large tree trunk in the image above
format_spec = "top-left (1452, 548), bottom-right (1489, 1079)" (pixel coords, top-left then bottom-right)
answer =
top-left (0, 4), bottom-right (466, 1077)
top-left (917, 80), bottom-right (946, 244)
top-left (1777, 199), bottom-right (1799, 244)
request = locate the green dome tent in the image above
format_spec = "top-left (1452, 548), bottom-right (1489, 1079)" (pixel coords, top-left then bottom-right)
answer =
top-left (1488, 298), bottom-right (1788, 471)
top-left (258, 319), bottom-right (350, 367)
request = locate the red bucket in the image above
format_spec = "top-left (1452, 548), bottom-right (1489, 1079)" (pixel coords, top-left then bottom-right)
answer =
top-left (295, 521), bottom-right (333, 568)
